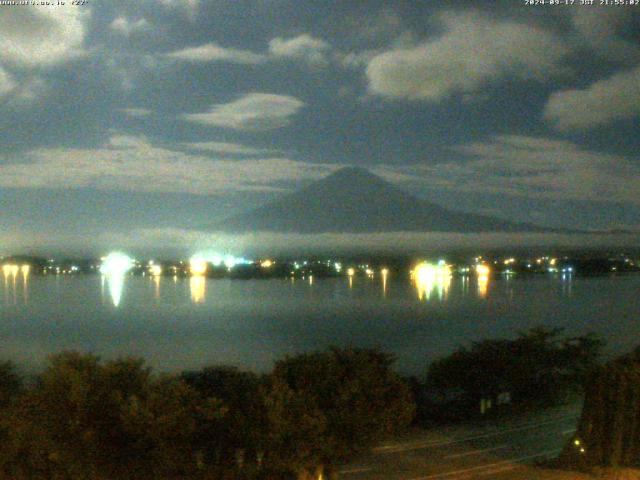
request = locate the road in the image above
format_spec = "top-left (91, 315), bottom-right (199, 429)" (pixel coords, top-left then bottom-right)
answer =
top-left (338, 402), bottom-right (582, 479)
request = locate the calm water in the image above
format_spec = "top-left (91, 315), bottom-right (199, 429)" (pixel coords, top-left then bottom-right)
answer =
top-left (1, 272), bottom-right (639, 374)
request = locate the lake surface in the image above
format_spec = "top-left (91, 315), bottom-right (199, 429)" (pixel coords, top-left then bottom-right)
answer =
top-left (1, 271), bottom-right (638, 374)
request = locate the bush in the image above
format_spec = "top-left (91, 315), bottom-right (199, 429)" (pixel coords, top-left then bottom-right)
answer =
top-left (425, 327), bottom-right (603, 420)
top-left (0, 352), bottom-right (225, 480)
top-left (268, 347), bottom-right (416, 478)
top-left (0, 348), bottom-right (416, 480)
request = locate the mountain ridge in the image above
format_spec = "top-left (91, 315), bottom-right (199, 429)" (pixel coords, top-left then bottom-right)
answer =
top-left (215, 166), bottom-right (549, 234)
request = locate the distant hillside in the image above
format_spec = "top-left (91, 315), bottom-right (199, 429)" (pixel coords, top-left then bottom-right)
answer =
top-left (216, 167), bottom-right (548, 233)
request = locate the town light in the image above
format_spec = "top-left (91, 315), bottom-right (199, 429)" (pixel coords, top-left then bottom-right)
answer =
top-left (476, 264), bottom-right (490, 276)
top-left (149, 264), bottom-right (162, 276)
top-left (100, 252), bottom-right (133, 307)
top-left (190, 258), bottom-right (208, 276)
top-left (412, 261), bottom-right (452, 301)
top-left (100, 252), bottom-right (133, 276)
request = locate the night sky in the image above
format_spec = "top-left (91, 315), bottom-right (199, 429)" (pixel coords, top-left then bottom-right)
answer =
top-left (0, 1), bottom-right (639, 255)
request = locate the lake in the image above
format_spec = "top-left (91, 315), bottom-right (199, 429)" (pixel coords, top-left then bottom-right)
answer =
top-left (1, 271), bottom-right (638, 374)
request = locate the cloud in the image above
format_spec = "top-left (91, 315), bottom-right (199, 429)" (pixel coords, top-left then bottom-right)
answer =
top-left (167, 34), bottom-right (332, 66)
top-left (109, 17), bottom-right (150, 36)
top-left (0, 6), bottom-right (89, 67)
top-left (571, 7), bottom-right (640, 63)
top-left (13, 76), bottom-right (46, 102)
top-left (395, 135), bottom-right (640, 204)
top-left (544, 65), bottom-right (640, 131)
top-left (338, 50), bottom-right (380, 69)
top-left (99, 53), bottom-right (159, 94)
top-left (0, 70), bottom-right (45, 104)
top-left (166, 42), bottom-right (267, 64)
top-left (0, 135), bottom-right (333, 195)
top-left (10, 227), bottom-right (637, 258)
top-left (268, 34), bottom-right (330, 65)
top-left (158, 0), bottom-right (199, 18)
top-left (365, 10), bottom-right (568, 101)
top-left (0, 68), bottom-right (15, 97)
top-left (180, 93), bottom-right (305, 130)
top-left (183, 142), bottom-right (267, 156)
top-left (89, 228), bottom-right (640, 256)
top-left (108, 134), bottom-right (150, 149)
top-left (119, 108), bottom-right (152, 117)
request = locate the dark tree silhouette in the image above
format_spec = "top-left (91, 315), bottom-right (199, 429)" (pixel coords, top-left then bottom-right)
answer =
top-left (562, 347), bottom-right (640, 469)
top-left (269, 347), bottom-right (416, 479)
top-left (426, 327), bottom-right (603, 418)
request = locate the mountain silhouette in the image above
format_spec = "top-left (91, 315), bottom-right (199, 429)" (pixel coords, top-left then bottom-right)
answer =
top-left (216, 167), bottom-right (547, 233)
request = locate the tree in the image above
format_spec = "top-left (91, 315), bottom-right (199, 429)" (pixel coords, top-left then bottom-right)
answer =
top-left (182, 366), bottom-right (267, 475)
top-left (426, 327), bottom-right (603, 418)
top-left (0, 352), bottom-right (225, 480)
top-left (0, 361), bottom-right (20, 409)
top-left (561, 349), bottom-right (640, 469)
top-left (261, 377), bottom-right (328, 480)
top-left (268, 347), bottom-right (416, 478)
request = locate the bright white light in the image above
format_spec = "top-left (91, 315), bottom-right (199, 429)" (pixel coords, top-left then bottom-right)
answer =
top-left (149, 264), bottom-right (162, 276)
top-left (100, 253), bottom-right (133, 307)
top-left (475, 264), bottom-right (490, 276)
top-left (412, 262), bottom-right (451, 301)
top-left (3, 264), bottom-right (17, 277)
top-left (191, 251), bottom-right (253, 268)
top-left (225, 255), bottom-right (251, 268)
top-left (190, 257), bottom-right (208, 276)
top-left (107, 274), bottom-right (125, 307)
top-left (100, 252), bottom-right (133, 276)
top-left (186, 253), bottom-right (253, 270)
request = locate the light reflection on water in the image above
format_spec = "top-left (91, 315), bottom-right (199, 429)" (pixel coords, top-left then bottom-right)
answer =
top-left (0, 271), bottom-right (577, 307)
top-left (414, 271), bottom-right (452, 301)
top-left (382, 271), bottom-right (388, 297)
top-left (1, 266), bottom-right (29, 306)
top-left (190, 275), bottom-right (206, 304)
top-left (477, 274), bottom-right (489, 298)
top-left (105, 274), bottom-right (126, 307)
top-left (2, 272), bottom-right (639, 376)
top-left (153, 275), bottom-right (161, 300)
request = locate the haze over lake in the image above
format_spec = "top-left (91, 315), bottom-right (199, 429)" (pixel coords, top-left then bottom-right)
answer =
top-left (1, 273), bottom-right (638, 374)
